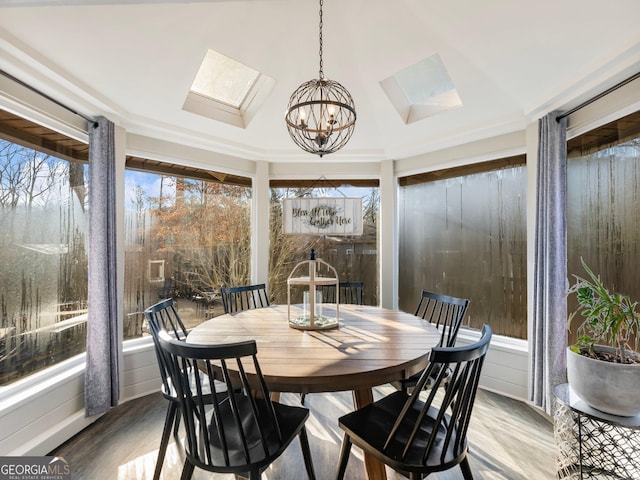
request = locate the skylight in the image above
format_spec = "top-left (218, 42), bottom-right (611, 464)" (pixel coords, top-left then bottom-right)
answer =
top-left (190, 50), bottom-right (259, 108)
top-left (183, 49), bottom-right (274, 128)
top-left (380, 54), bottom-right (462, 124)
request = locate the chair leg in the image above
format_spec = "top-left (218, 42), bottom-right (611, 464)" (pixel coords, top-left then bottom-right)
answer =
top-left (180, 460), bottom-right (195, 480)
top-left (300, 393), bottom-right (306, 405)
top-left (249, 469), bottom-right (261, 480)
top-left (298, 427), bottom-right (316, 480)
top-left (335, 434), bottom-right (353, 480)
top-left (459, 456), bottom-right (474, 480)
top-left (154, 402), bottom-right (178, 480)
top-left (172, 407), bottom-right (181, 439)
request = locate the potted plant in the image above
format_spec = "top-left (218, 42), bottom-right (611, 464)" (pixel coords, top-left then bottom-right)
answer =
top-left (566, 258), bottom-right (640, 416)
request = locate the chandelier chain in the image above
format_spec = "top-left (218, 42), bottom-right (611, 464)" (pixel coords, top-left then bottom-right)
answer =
top-left (318, 0), bottom-right (324, 79)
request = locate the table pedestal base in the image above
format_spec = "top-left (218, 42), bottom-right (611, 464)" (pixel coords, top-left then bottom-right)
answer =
top-left (353, 388), bottom-right (387, 480)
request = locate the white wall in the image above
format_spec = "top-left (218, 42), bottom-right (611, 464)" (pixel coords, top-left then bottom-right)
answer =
top-left (253, 160), bottom-right (270, 285)
top-left (379, 159), bottom-right (397, 309)
top-left (394, 131), bottom-right (527, 177)
top-left (0, 338), bottom-right (159, 456)
top-left (457, 329), bottom-right (529, 400)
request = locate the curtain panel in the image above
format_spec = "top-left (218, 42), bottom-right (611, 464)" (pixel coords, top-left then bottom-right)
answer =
top-left (529, 112), bottom-right (568, 414)
top-left (85, 117), bottom-right (120, 417)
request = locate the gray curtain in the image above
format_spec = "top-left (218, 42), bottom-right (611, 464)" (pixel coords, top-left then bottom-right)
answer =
top-left (529, 112), bottom-right (568, 414)
top-left (85, 117), bottom-right (120, 417)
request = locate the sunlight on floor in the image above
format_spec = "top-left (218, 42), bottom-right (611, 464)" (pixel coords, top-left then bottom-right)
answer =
top-left (117, 443), bottom-right (186, 480)
top-left (117, 449), bottom-right (158, 480)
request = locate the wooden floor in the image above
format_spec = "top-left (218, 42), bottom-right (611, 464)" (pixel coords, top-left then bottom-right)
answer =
top-left (50, 386), bottom-right (556, 480)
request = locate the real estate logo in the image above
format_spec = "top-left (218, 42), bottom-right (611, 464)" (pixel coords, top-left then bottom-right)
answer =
top-left (0, 457), bottom-right (70, 480)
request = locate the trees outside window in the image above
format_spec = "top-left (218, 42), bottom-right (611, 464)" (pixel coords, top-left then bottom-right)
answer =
top-left (124, 170), bottom-right (251, 336)
top-left (269, 185), bottom-right (379, 306)
top-left (0, 140), bottom-right (88, 385)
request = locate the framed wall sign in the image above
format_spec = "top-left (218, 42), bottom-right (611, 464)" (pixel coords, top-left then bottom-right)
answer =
top-left (282, 197), bottom-right (363, 235)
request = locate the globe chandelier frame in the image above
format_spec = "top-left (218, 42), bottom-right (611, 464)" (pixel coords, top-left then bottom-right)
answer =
top-left (285, 0), bottom-right (357, 157)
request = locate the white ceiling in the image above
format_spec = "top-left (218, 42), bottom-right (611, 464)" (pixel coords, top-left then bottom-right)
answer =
top-left (1, 0), bottom-right (639, 163)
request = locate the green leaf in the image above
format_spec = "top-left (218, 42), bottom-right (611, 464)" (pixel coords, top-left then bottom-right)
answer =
top-left (567, 257), bottom-right (640, 361)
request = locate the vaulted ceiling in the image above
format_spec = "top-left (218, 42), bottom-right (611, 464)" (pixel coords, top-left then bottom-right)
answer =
top-left (1, 0), bottom-right (639, 163)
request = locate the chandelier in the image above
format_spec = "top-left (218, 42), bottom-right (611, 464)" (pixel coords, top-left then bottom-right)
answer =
top-left (285, 0), bottom-right (356, 157)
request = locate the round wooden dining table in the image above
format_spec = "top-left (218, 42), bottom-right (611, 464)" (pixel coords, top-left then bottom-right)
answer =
top-left (187, 303), bottom-right (441, 480)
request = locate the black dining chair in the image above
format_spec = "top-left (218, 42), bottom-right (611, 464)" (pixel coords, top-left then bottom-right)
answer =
top-left (318, 281), bottom-right (364, 305)
top-left (394, 289), bottom-right (470, 393)
top-left (156, 277), bottom-right (174, 299)
top-left (335, 324), bottom-right (492, 480)
top-left (143, 298), bottom-right (226, 480)
top-left (156, 330), bottom-right (316, 480)
top-left (220, 283), bottom-right (270, 314)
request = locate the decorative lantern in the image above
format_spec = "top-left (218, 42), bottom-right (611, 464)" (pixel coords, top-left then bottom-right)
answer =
top-left (287, 249), bottom-right (339, 330)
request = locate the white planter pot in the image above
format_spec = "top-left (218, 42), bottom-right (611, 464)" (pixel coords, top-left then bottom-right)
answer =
top-left (566, 346), bottom-right (640, 417)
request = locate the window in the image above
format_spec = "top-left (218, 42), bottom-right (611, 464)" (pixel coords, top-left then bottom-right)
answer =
top-left (190, 49), bottom-right (259, 108)
top-left (124, 166), bottom-right (251, 338)
top-left (183, 49), bottom-right (274, 128)
top-left (380, 54), bottom-right (462, 124)
top-left (269, 181), bottom-right (379, 306)
top-left (0, 139), bottom-right (88, 385)
top-left (567, 110), bottom-right (640, 344)
top-left (398, 156), bottom-right (527, 338)
top-left (148, 260), bottom-right (165, 282)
